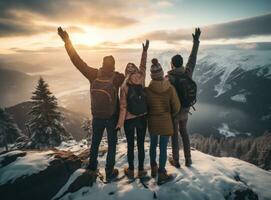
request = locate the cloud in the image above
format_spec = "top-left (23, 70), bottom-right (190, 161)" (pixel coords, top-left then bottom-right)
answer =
top-left (0, 0), bottom-right (142, 37)
top-left (128, 13), bottom-right (271, 42)
top-left (0, 20), bottom-right (55, 37)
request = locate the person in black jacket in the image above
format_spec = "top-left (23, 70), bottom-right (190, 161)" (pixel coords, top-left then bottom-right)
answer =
top-left (167, 28), bottom-right (201, 168)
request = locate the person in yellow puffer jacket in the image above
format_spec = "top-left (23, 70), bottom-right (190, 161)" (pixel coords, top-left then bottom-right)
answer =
top-left (145, 58), bottom-right (180, 185)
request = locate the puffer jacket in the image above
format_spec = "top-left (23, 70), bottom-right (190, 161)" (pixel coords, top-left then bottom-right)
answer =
top-left (145, 79), bottom-right (180, 136)
top-left (116, 50), bottom-right (147, 128)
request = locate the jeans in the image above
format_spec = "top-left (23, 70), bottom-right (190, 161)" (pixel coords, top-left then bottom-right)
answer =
top-left (88, 117), bottom-right (118, 171)
top-left (124, 116), bottom-right (147, 170)
top-left (149, 134), bottom-right (169, 173)
top-left (171, 109), bottom-right (191, 161)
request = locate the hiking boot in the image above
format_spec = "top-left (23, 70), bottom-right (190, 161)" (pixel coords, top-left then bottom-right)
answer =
top-left (185, 157), bottom-right (192, 167)
top-left (151, 164), bottom-right (158, 178)
top-left (124, 167), bottom-right (134, 179)
top-left (105, 168), bottom-right (119, 182)
top-left (138, 169), bottom-right (147, 179)
top-left (169, 157), bottom-right (181, 168)
top-left (157, 171), bottom-right (174, 185)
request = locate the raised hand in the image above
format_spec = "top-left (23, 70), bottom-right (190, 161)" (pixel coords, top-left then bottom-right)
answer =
top-left (142, 40), bottom-right (149, 52)
top-left (192, 27), bottom-right (201, 41)
top-left (57, 27), bottom-right (70, 43)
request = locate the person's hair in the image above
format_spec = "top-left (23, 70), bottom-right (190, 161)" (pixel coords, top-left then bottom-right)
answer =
top-left (171, 54), bottom-right (183, 68)
top-left (102, 55), bottom-right (115, 71)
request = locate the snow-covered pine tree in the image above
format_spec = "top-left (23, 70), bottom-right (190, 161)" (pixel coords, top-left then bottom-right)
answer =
top-left (27, 77), bottom-right (69, 148)
top-left (0, 107), bottom-right (22, 151)
top-left (81, 118), bottom-right (92, 145)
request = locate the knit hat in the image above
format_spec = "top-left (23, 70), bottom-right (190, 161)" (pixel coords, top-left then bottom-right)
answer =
top-left (171, 54), bottom-right (183, 68)
top-left (102, 55), bottom-right (115, 72)
top-left (150, 58), bottom-right (164, 80)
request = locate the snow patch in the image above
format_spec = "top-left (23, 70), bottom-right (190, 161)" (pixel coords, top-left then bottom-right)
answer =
top-left (56, 141), bottom-right (271, 200)
top-left (231, 94), bottom-right (247, 103)
top-left (0, 150), bottom-right (55, 185)
top-left (218, 123), bottom-right (251, 137)
top-left (52, 168), bottom-right (86, 200)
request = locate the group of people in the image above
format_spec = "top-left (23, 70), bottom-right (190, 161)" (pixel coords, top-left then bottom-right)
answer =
top-left (58, 27), bottom-right (201, 185)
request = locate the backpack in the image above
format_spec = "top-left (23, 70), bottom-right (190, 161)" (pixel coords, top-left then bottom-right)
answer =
top-left (127, 84), bottom-right (148, 115)
top-left (170, 74), bottom-right (197, 108)
top-left (90, 75), bottom-right (117, 119)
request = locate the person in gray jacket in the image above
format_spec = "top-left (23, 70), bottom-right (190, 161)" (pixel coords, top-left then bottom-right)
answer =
top-left (167, 28), bottom-right (201, 168)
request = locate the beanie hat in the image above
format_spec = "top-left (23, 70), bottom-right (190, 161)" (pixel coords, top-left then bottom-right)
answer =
top-left (125, 62), bottom-right (138, 76)
top-left (171, 54), bottom-right (183, 68)
top-left (150, 58), bottom-right (164, 80)
top-left (102, 55), bottom-right (115, 72)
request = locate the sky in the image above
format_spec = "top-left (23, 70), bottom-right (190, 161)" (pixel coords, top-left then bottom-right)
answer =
top-left (0, 0), bottom-right (271, 54)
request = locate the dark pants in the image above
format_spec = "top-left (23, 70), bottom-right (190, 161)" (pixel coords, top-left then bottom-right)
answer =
top-left (150, 134), bottom-right (169, 173)
top-left (88, 117), bottom-right (118, 171)
top-left (124, 116), bottom-right (147, 170)
top-left (171, 109), bottom-right (191, 161)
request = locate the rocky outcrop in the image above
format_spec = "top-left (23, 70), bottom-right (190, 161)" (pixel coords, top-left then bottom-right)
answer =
top-left (0, 150), bottom-right (82, 200)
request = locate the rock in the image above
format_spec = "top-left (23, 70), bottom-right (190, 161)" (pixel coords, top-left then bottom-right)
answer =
top-left (0, 150), bottom-right (26, 168)
top-left (0, 150), bottom-right (82, 200)
top-left (233, 188), bottom-right (259, 200)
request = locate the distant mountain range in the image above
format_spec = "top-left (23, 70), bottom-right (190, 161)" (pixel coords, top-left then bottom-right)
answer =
top-left (6, 102), bottom-right (88, 141)
top-left (0, 68), bottom-right (37, 107)
top-left (158, 47), bottom-right (271, 137)
top-left (1, 46), bottom-right (271, 137)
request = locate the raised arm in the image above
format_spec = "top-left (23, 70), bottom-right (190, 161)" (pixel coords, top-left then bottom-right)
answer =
top-left (185, 28), bottom-right (201, 78)
top-left (139, 40), bottom-right (149, 73)
top-left (58, 27), bottom-right (97, 82)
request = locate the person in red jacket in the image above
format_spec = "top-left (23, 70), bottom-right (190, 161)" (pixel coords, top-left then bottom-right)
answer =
top-left (58, 27), bottom-right (125, 182)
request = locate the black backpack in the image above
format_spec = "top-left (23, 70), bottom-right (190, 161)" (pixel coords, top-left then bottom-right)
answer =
top-left (170, 74), bottom-right (197, 108)
top-left (90, 75), bottom-right (117, 119)
top-left (127, 84), bottom-right (147, 115)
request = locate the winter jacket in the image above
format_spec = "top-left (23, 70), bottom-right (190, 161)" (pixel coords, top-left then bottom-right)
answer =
top-left (117, 50), bottom-right (147, 128)
top-left (145, 79), bottom-right (181, 136)
top-left (167, 40), bottom-right (199, 111)
top-left (64, 40), bottom-right (125, 117)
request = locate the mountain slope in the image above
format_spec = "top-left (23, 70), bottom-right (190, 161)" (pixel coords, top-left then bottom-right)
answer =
top-left (158, 47), bottom-right (271, 137)
top-left (6, 102), bottom-right (88, 141)
top-left (0, 68), bottom-right (37, 107)
top-left (1, 140), bottom-right (270, 200)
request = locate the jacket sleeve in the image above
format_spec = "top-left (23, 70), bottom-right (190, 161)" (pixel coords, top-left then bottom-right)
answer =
top-left (139, 50), bottom-right (147, 75)
top-left (185, 40), bottom-right (200, 78)
top-left (117, 85), bottom-right (128, 128)
top-left (170, 86), bottom-right (181, 116)
top-left (64, 40), bottom-right (98, 82)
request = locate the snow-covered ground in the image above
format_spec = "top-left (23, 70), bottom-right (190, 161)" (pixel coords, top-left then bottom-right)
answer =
top-left (1, 139), bottom-right (270, 200)
top-left (0, 150), bottom-right (55, 185)
top-left (54, 139), bottom-right (271, 200)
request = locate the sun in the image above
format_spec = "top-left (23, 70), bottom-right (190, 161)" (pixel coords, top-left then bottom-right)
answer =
top-left (71, 27), bottom-right (104, 46)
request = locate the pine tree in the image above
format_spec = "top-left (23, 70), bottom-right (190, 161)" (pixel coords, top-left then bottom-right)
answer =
top-left (27, 77), bottom-right (69, 148)
top-left (0, 107), bottom-right (21, 151)
top-left (81, 118), bottom-right (92, 145)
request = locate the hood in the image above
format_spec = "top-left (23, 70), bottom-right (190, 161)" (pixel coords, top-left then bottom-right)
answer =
top-left (168, 66), bottom-right (185, 76)
top-left (148, 79), bottom-right (171, 94)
